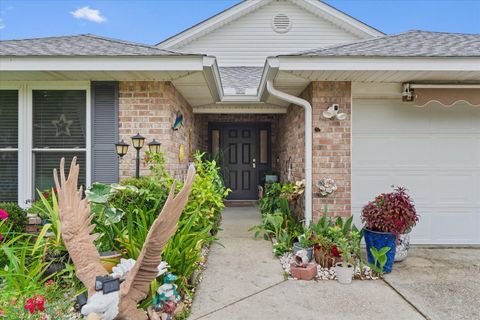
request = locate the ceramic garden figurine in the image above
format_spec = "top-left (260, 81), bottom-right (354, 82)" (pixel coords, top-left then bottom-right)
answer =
top-left (153, 273), bottom-right (180, 316)
top-left (53, 157), bottom-right (195, 320)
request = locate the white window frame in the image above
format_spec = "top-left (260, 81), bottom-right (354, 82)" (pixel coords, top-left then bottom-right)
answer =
top-left (0, 81), bottom-right (91, 207)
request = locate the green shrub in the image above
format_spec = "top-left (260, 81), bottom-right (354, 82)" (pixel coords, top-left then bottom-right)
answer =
top-left (87, 150), bottom-right (230, 301)
top-left (0, 202), bottom-right (27, 234)
top-left (27, 188), bottom-right (58, 219)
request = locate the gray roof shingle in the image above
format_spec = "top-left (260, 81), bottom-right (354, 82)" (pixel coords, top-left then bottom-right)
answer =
top-left (0, 34), bottom-right (186, 56)
top-left (291, 30), bottom-right (480, 57)
top-left (219, 67), bottom-right (264, 95)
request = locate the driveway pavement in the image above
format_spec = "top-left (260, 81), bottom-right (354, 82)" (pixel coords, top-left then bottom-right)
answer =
top-left (189, 207), bottom-right (424, 319)
top-left (385, 247), bottom-right (480, 320)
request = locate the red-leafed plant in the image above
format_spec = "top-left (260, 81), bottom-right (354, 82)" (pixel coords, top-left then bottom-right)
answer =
top-left (361, 186), bottom-right (419, 235)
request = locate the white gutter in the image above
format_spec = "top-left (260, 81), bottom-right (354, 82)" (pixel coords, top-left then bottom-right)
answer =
top-left (408, 83), bottom-right (480, 89)
top-left (265, 59), bottom-right (313, 226)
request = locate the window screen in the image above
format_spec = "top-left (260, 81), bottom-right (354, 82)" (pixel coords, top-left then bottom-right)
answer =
top-left (32, 90), bottom-right (86, 194)
top-left (0, 90), bottom-right (19, 202)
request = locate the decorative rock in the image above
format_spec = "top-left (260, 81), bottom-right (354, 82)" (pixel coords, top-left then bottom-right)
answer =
top-left (290, 262), bottom-right (317, 281)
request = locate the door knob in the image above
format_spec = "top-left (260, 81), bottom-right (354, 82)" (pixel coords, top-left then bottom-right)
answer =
top-left (252, 158), bottom-right (256, 168)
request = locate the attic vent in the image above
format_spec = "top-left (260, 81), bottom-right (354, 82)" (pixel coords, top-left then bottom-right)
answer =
top-left (272, 13), bottom-right (291, 33)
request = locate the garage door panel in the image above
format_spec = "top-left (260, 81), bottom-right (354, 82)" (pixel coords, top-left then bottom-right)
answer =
top-left (388, 136), bottom-right (433, 168)
top-left (351, 172), bottom-right (390, 203)
top-left (352, 136), bottom-right (392, 168)
top-left (354, 100), bottom-right (432, 133)
top-left (432, 174), bottom-right (475, 205)
top-left (432, 210), bottom-right (479, 244)
top-left (430, 136), bottom-right (477, 168)
top-left (353, 99), bottom-right (480, 244)
top-left (431, 105), bottom-right (478, 132)
top-left (409, 210), bottom-right (432, 243)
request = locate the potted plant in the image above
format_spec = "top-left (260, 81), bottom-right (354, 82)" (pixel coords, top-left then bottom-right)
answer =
top-left (334, 236), bottom-right (354, 284)
top-left (293, 228), bottom-right (314, 261)
top-left (361, 186), bottom-right (419, 272)
top-left (264, 170), bottom-right (279, 184)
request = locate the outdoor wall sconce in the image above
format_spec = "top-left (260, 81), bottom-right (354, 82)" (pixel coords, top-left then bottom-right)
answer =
top-left (323, 104), bottom-right (346, 120)
top-left (115, 133), bottom-right (162, 179)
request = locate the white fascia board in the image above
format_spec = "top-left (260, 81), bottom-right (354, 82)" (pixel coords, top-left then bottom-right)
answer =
top-left (202, 56), bottom-right (223, 102)
top-left (292, 0), bottom-right (384, 38)
top-left (0, 56), bottom-right (205, 72)
top-left (158, 0), bottom-right (270, 49)
top-left (277, 56), bottom-right (480, 72)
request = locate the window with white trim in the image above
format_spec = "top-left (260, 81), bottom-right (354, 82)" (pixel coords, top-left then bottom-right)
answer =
top-left (32, 90), bottom-right (87, 194)
top-left (0, 90), bottom-right (19, 202)
top-left (0, 82), bottom-right (90, 206)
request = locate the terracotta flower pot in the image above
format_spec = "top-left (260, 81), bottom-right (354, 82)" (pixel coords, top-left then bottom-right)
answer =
top-left (100, 251), bottom-right (122, 273)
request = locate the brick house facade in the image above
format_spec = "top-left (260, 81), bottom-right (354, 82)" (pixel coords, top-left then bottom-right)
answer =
top-left (117, 80), bottom-right (352, 221)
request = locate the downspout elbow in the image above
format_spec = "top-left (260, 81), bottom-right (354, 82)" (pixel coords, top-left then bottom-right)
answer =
top-left (266, 80), bottom-right (313, 226)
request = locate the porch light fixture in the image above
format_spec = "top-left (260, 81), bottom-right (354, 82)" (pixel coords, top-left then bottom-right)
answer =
top-left (131, 133), bottom-right (146, 149)
top-left (148, 139), bottom-right (162, 154)
top-left (131, 133), bottom-right (146, 179)
top-left (323, 104), bottom-right (346, 121)
top-left (115, 134), bottom-right (160, 179)
top-left (115, 139), bottom-right (129, 158)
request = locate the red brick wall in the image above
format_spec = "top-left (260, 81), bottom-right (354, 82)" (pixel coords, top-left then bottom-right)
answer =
top-left (278, 82), bottom-right (352, 220)
top-left (118, 81), bottom-right (196, 179)
top-left (311, 81), bottom-right (352, 219)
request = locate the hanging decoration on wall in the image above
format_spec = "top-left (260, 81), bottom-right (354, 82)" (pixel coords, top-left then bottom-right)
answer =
top-left (51, 114), bottom-right (73, 137)
top-left (318, 178), bottom-right (337, 197)
top-left (172, 111), bottom-right (183, 131)
top-left (179, 144), bottom-right (185, 161)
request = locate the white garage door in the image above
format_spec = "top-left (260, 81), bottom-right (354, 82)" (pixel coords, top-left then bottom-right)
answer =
top-left (352, 99), bottom-right (480, 244)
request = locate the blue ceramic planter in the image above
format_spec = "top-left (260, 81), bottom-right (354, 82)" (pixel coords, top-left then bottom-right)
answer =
top-left (364, 229), bottom-right (396, 273)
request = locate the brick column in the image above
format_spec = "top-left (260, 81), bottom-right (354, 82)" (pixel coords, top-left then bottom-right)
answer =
top-left (311, 81), bottom-right (352, 219)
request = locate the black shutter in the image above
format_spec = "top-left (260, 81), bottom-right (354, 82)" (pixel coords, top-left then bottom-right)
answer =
top-left (91, 82), bottom-right (119, 184)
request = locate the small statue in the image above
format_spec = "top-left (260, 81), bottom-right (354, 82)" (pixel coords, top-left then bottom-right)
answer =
top-left (153, 273), bottom-right (180, 316)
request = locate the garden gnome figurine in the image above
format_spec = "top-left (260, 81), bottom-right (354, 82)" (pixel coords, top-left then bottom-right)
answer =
top-left (153, 273), bottom-right (180, 316)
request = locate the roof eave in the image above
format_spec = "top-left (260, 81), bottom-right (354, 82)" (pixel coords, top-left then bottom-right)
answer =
top-left (0, 55), bottom-right (207, 72)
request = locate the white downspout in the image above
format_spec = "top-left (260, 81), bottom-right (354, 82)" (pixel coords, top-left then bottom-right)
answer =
top-left (266, 80), bottom-right (313, 226)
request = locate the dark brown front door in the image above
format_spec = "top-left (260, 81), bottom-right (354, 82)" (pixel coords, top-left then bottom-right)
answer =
top-left (209, 123), bottom-right (271, 200)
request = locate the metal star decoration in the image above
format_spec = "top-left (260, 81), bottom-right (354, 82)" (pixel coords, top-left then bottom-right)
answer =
top-left (51, 114), bottom-right (73, 137)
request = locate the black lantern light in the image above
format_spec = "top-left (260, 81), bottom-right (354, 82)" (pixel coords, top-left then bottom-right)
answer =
top-left (148, 139), bottom-right (162, 154)
top-left (131, 133), bottom-right (146, 149)
top-left (115, 139), bottom-right (129, 158)
top-left (115, 134), bottom-right (161, 179)
top-left (131, 133), bottom-right (146, 179)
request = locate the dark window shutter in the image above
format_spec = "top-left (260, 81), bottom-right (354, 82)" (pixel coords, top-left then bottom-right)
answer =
top-left (91, 82), bottom-right (119, 184)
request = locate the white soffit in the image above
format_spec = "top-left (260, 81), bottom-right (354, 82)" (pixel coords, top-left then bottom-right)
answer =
top-left (172, 71), bottom-right (216, 107)
top-left (193, 102), bottom-right (287, 114)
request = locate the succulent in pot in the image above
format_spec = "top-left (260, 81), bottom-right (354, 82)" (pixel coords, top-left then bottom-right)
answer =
top-left (362, 186), bottom-right (419, 272)
top-left (293, 228), bottom-right (315, 261)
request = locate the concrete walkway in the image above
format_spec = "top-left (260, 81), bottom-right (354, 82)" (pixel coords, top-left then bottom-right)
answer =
top-left (189, 207), bottom-right (424, 320)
